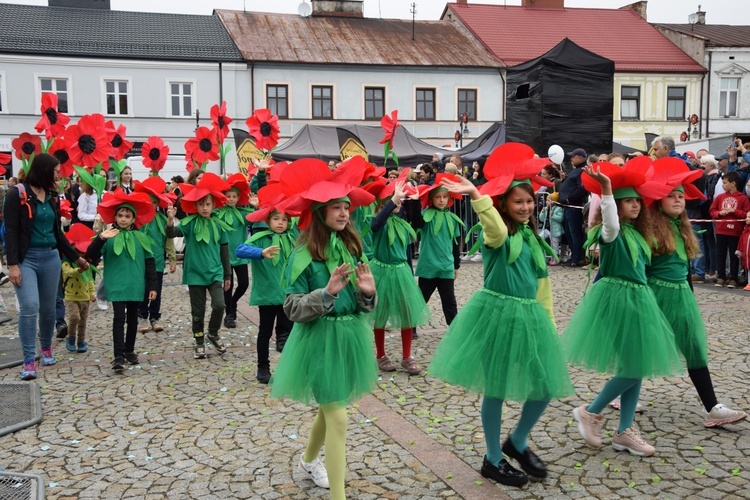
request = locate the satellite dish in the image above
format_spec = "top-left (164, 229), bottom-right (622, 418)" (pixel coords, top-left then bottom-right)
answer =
top-left (298, 1), bottom-right (312, 17)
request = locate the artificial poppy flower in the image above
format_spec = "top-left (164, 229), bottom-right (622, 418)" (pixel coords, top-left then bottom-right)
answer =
top-left (134, 176), bottom-right (176, 209)
top-left (246, 108), bottom-right (280, 151)
top-left (34, 93), bottom-right (70, 140)
top-left (479, 142), bottom-right (553, 198)
top-left (210, 101), bottom-right (233, 144)
top-left (106, 120), bottom-right (134, 161)
top-left (380, 110), bottom-right (399, 145)
top-left (48, 139), bottom-right (74, 178)
top-left (63, 114), bottom-right (110, 168)
top-left (65, 222), bottom-right (95, 252)
top-left (184, 126), bottom-right (219, 165)
top-left (141, 136), bottom-right (170, 172)
top-left (59, 199), bottom-right (74, 220)
top-left (225, 172), bottom-right (251, 206)
top-left (0, 153), bottom-right (7, 176)
top-left (178, 172), bottom-right (230, 213)
top-left (12, 132), bottom-right (42, 161)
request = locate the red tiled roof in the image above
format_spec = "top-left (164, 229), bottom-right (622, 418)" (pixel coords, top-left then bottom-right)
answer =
top-left (444, 3), bottom-right (706, 73)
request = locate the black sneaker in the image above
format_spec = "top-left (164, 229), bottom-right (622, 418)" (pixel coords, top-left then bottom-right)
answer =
top-left (412, 330), bottom-right (419, 340)
top-left (206, 334), bottom-right (227, 354)
top-left (276, 333), bottom-right (288, 353)
top-left (223, 315), bottom-right (237, 328)
top-left (112, 357), bottom-right (125, 371)
top-left (56, 323), bottom-right (69, 339)
top-left (257, 366), bottom-right (271, 384)
top-left (502, 438), bottom-right (547, 479)
top-left (0, 272), bottom-right (9, 286)
top-left (124, 352), bottom-right (140, 365)
top-left (480, 456), bottom-right (528, 487)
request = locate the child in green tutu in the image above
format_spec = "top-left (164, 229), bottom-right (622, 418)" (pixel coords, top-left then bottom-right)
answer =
top-left (564, 159), bottom-right (683, 457)
top-left (647, 160), bottom-right (747, 428)
top-left (429, 143), bottom-right (574, 487)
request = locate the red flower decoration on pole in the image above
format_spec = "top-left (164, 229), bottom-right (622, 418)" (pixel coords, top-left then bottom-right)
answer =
top-left (210, 101), bottom-right (233, 144)
top-left (35, 93), bottom-right (70, 141)
top-left (380, 110), bottom-right (400, 166)
top-left (48, 139), bottom-right (74, 179)
top-left (246, 108), bottom-right (280, 152)
top-left (12, 132), bottom-right (42, 161)
top-left (105, 120), bottom-right (134, 161)
top-left (184, 126), bottom-right (219, 169)
top-left (141, 136), bottom-right (170, 173)
top-left (63, 114), bottom-right (110, 169)
top-left (0, 152), bottom-right (8, 176)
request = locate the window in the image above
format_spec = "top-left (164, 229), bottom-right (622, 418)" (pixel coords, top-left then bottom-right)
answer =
top-left (169, 82), bottom-right (193, 117)
top-left (620, 86), bottom-right (640, 120)
top-left (312, 85), bottom-right (333, 119)
top-left (416, 88), bottom-right (435, 120)
top-left (457, 89), bottom-right (477, 121)
top-left (39, 77), bottom-right (69, 113)
top-left (666, 86), bottom-right (686, 120)
top-left (364, 87), bottom-right (385, 120)
top-left (267, 84), bottom-right (288, 119)
top-left (719, 77), bottom-right (739, 117)
top-left (105, 79), bottom-right (129, 115)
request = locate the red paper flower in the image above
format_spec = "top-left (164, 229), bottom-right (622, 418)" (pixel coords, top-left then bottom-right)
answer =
top-left (63, 114), bottom-right (110, 168)
top-left (210, 101), bottom-right (233, 144)
top-left (0, 153), bottom-right (8, 176)
top-left (380, 110), bottom-right (399, 145)
top-left (48, 139), bottom-right (74, 178)
top-left (12, 132), bottom-right (42, 161)
top-left (134, 176), bottom-right (177, 208)
top-left (59, 199), bottom-right (73, 220)
top-left (65, 222), bottom-right (95, 252)
top-left (141, 136), bottom-right (170, 171)
top-left (105, 120), bottom-right (134, 161)
top-left (184, 126), bottom-right (219, 165)
top-left (98, 190), bottom-right (156, 228)
top-left (246, 108), bottom-right (280, 151)
top-left (34, 93), bottom-right (71, 140)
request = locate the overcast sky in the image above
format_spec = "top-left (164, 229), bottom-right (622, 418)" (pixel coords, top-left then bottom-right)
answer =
top-left (5, 0), bottom-right (743, 25)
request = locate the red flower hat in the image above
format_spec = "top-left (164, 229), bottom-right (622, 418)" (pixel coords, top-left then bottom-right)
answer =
top-left (142, 136), bottom-right (170, 171)
top-left (59, 198), bottom-right (73, 220)
top-left (65, 222), bottom-right (96, 253)
top-left (225, 172), bottom-right (251, 206)
top-left (582, 156), bottom-right (674, 203)
top-left (63, 114), bottom-right (110, 168)
top-left (133, 176), bottom-right (177, 209)
top-left (246, 108), bottom-right (280, 151)
top-left (419, 173), bottom-right (464, 209)
top-left (479, 143), bottom-right (553, 198)
top-left (12, 133), bottom-right (41, 161)
top-left (246, 183), bottom-right (300, 223)
top-left (276, 158), bottom-right (375, 230)
top-left (648, 157), bottom-right (707, 201)
top-left (178, 172), bottom-right (230, 213)
top-left (376, 168), bottom-right (418, 200)
top-left (35, 93), bottom-right (70, 140)
top-left (97, 189), bottom-right (156, 228)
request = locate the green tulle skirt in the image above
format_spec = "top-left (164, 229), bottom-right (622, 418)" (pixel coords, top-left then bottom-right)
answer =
top-left (563, 277), bottom-right (684, 378)
top-left (648, 277), bottom-right (709, 369)
top-left (370, 260), bottom-right (431, 329)
top-left (428, 288), bottom-right (574, 402)
top-left (270, 314), bottom-right (378, 405)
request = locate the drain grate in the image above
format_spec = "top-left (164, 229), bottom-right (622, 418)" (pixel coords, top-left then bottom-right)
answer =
top-left (0, 471), bottom-right (45, 499)
top-left (0, 382), bottom-right (42, 437)
top-left (0, 336), bottom-right (25, 370)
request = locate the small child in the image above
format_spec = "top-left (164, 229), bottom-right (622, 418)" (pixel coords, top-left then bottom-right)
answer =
top-left (538, 192), bottom-right (564, 265)
top-left (165, 173), bottom-right (232, 359)
top-left (85, 190), bottom-right (158, 371)
top-left (62, 223), bottom-right (97, 353)
top-left (134, 176), bottom-right (177, 333)
top-left (236, 183), bottom-right (298, 384)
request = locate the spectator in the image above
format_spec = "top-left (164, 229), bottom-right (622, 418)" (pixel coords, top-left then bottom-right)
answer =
top-left (652, 136), bottom-right (689, 165)
top-left (685, 152), bottom-right (710, 284)
top-left (727, 138), bottom-right (750, 187)
top-left (700, 154), bottom-right (721, 281)
top-left (432, 153), bottom-right (445, 172)
top-left (450, 154), bottom-right (465, 176)
top-left (444, 163), bottom-right (460, 175)
top-left (710, 171), bottom-right (750, 288)
top-left (111, 166), bottom-right (134, 193)
top-left (76, 180), bottom-right (97, 229)
top-left (597, 153), bottom-right (609, 162)
top-left (387, 169), bottom-right (399, 181)
top-left (558, 148), bottom-right (589, 266)
top-left (606, 153), bottom-right (625, 167)
top-left (416, 164), bottom-right (434, 186)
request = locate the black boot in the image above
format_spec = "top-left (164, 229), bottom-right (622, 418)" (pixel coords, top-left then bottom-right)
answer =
top-left (502, 438), bottom-right (547, 479)
top-left (480, 456), bottom-right (528, 487)
top-left (257, 365), bottom-right (271, 384)
top-left (223, 314), bottom-right (236, 328)
top-left (276, 331), bottom-right (289, 352)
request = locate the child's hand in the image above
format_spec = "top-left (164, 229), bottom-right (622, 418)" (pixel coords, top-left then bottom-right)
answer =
top-left (100, 228), bottom-right (119, 240)
top-left (583, 165), bottom-right (612, 196)
top-left (454, 269), bottom-right (459, 279)
top-left (169, 264), bottom-right (177, 273)
top-left (354, 262), bottom-right (375, 297)
top-left (440, 175), bottom-right (480, 200)
top-left (392, 181), bottom-right (407, 204)
top-left (249, 193), bottom-right (259, 208)
top-left (148, 291), bottom-right (157, 300)
top-left (262, 246), bottom-right (280, 259)
top-left (90, 295), bottom-right (96, 303)
top-left (166, 203), bottom-right (177, 221)
top-left (253, 158), bottom-right (271, 171)
top-left (326, 263), bottom-right (355, 296)
top-left (223, 280), bottom-right (231, 292)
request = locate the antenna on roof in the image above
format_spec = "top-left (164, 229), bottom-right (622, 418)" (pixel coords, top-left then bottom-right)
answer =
top-left (298, 1), bottom-right (312, 17)
top-left (410, 2), bottom-right (417, 41)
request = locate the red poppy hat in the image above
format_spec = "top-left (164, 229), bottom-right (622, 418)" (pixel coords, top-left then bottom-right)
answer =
top-left (361, 177), bottom-right (389, 200)
top-left (178, 172), bottom-right (231, 213)
top-left (246, 183), bottom-right (299, 222)
top-left (479, 143), bottom-right (553, 198)
top-left (59, 198), bottom-right (73, 220)
top-left (97, 189), bottom-right (156, 228)
top-left (332, 156), bottom-right (386, 186)
top-left (649, 157), bottom-right (706, 201)
top-left (581, 157), bottom-right (673, 202)
top-left (65, 223), bottom-right (96, 253)
top-left (133, 176), bottom-right (177, 209)
top-left (276, 158), bottom-right (375, 230)
top-left (419, 173), bottom-right (464, 209)
top-left (377, 168), bottom-right (418, 200)
top-left (225, 172), bottom-right (251, 206)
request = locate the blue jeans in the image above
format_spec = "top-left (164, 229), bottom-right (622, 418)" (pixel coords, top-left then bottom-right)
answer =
top-left (14, 248), bottom-right (62, 362)
top-left (563, 207), bottom-right (585, 263)
top-left (687, 208), bottom-right (704, 278)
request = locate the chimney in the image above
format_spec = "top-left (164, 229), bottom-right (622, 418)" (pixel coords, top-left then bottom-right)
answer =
top-left (311, 0), bottom-right (363, 18)
top-left (457, 0), bottom-right (467, 5)
top-left (692, 7), bottom-right (706, 25)
top-left (619, 1), bottom-right (647, 20)
top-left (521, 0), bottom-right (565, 8)
top-left (48, 0), bottom-right (110, 9)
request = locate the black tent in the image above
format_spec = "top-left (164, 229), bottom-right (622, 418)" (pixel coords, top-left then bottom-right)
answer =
top-left (453, 122), bottom-right (506, 162)
top-left (505, 38), bottom-right (615, 156)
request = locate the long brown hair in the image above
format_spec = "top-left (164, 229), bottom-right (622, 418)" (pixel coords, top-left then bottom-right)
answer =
top-left (650, 203), bottom-right (699, 258)
top-left (494, 184), bottom-right (538, 236)
top-left (297, 207), bottom-right (363, 262)
top-left (593, 197), bottom-right (654, 242)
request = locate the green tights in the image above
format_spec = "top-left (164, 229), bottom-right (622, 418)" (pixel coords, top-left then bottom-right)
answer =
top-left (303, 403), bottom-right (348, 500)
top-left (587, 377), bottom-right (642, 433)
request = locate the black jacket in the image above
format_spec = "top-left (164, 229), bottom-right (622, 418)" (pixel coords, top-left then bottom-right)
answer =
top-left (559, 167), bottom-right (588, 206)
top-left (4, 183), bottom-right (79, 266)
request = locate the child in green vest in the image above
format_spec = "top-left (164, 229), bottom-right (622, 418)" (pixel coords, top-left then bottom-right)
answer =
top-left (62, 223), bottom-right (97, 354)
top-left (85, 190), bottom-right (158, 371)
top-left (165, 173), bottom-right (232, 359)
top-left (235, 183), bottom-right (298, 384)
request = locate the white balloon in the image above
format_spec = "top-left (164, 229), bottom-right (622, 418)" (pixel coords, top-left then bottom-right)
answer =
top-left (548, 145), bottom-right (564, 165)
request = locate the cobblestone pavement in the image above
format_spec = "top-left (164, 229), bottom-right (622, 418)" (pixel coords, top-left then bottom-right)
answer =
top-left (0, 263), bottom-right (748, 499)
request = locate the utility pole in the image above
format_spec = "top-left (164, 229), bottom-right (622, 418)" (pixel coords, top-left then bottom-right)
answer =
top-left (410, 3), bottom-right (417, 41)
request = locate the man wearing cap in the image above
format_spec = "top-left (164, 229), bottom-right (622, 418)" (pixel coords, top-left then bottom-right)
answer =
top-left (558, 148), bottom-right (589, 267)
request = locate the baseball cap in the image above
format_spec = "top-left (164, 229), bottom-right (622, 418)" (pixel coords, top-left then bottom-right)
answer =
top-left (567, 148), bottom-right (587, 158)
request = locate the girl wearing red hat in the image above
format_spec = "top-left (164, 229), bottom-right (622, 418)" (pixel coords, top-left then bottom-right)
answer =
top-left (564, 158), bottom-right (683, 457)
top-left (647, 160), bottom-right (747, 428)
top-left (85, 190), bottom-right (158, 371)
top-left (429, 143), bottom-right (573, 487)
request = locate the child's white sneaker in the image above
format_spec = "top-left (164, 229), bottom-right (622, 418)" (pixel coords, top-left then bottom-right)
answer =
top-left (299, 454), bottom-right (329, 489)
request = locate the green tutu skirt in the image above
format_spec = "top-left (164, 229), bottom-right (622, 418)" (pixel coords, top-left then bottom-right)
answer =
top-left (563, 277), bottom-right (683, 378)
top-left (648, 277), bottom-right (709, 369)
top-left (270, 314), bottom-right (378, 405)
top-left (370, 260), bottom-right (431, 329)
top-left (428, 288), bottom-right (574, 402)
